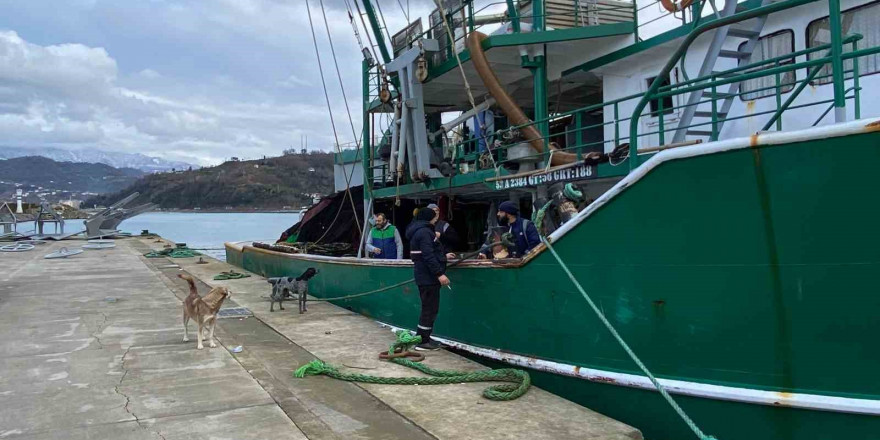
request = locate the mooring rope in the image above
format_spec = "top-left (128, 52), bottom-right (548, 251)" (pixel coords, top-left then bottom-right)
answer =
top-left (295, 330), bottom-right (531, 400)
top-left (144, 247), bottom-right (201, 258)
top-left (541, 237), bottom-right (717, 440)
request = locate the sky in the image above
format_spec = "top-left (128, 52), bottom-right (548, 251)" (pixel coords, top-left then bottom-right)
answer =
top-left (0, 0), bottom-right (436, 166)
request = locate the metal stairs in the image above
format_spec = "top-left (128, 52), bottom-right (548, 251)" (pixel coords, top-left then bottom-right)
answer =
top-left (672, 0), bottom-right (774, 143)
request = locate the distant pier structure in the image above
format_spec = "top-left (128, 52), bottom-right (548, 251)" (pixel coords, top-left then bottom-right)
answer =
top-left (15, 189), bottom-right (23, 214)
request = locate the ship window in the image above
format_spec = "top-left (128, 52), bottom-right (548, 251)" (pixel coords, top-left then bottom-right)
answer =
top-left (739, 30), bottom-right (795, 101)
top-left (646, 76), bottom-right (673, 116)
top-left (807, 2), bottom-right (880, 85)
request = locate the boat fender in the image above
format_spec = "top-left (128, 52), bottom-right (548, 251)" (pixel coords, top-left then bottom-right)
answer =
top-left (660, 0), bottom-right (694, 13)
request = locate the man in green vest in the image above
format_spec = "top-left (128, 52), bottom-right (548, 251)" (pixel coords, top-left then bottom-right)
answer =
top-left (365, 213), bottom-right (403, 260)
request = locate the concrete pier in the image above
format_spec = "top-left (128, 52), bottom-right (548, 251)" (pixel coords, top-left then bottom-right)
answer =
top-left (0, 237), bottom-right (642, 440)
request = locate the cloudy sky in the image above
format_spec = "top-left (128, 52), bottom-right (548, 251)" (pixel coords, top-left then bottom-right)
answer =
top-left (0, 0), bottom-right (436, 165)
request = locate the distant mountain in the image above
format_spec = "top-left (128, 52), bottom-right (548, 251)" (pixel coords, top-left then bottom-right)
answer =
top-left (0, 156), bottom-right (144, 202)
top-left (84, 152), bottom-right (334, 210)
top-left (0, 146), bottom-right (196, 173)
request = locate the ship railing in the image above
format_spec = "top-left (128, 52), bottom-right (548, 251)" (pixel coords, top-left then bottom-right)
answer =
top-left (635, 0), bottom-right (733, 41)
top-left (366, 39), bottom-right (873, 185)
top-left (629, 0), bottom-right (855, 169)
top-left (393, 0), bottom-right (637, 71)
top-left (376, 35), bottom-right (872, 183)
top-left (647, 34), bottom-right (865, 137)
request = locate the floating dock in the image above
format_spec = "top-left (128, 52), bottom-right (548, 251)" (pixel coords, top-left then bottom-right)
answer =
top-left (0, 237), bottom-right (641, 439)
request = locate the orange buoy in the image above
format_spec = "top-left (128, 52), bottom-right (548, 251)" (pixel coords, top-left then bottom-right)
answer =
top-left (660, 0), bottom-right (695, 13)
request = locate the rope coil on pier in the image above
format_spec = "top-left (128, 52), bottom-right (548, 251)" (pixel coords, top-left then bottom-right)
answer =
top-left (295, 331), bottom-right (531, 401)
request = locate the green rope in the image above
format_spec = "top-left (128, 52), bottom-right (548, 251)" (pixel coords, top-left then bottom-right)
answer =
top-left (541, 238), bottom-right (717, 440)
top-left (533, 200), bottom-right (553, 235)
top-left (295, 331), bottom-right (531, 401)
top-left (144, 247), bottom-right (201, 258)
top-left (307, 278), bottom-right (415, 302)
top-left (563, 183), bottom-right (584, 201)
top-left (213, 271), bottom-right (251, 280)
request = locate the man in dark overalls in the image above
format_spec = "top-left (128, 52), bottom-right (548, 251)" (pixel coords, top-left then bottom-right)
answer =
top-left (405, 207), bottom-right (449, 351)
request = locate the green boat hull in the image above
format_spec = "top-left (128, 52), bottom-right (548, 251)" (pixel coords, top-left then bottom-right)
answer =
top-left (228, 126), bottom-right (880, 440)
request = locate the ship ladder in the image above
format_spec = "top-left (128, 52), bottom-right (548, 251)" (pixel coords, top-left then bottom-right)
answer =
top-left (673, 0), bottom-right (774, 143)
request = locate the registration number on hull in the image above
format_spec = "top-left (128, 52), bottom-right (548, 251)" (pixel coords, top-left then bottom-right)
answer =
top-left (493, 164), bottom-right (595, 190)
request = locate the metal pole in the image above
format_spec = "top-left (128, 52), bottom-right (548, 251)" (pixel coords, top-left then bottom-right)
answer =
top-left (505, 0), bottom-right (521, 33)
top-left (774, 62), bottom-right (783, 131)
top-left (361, 0), bottom-right (392, 64)
top-left (532, 0), bottom-right (549, 146)
top-left (356, 198), bottom-right (373, 259)
top-left (853, 39), bottom-right (861, 120)
top-left (632, 0), bottom-right (640, 43)
top-left (359, 59), bottom-right (373, 259)
top-left (828, 0), bottom-right (846, 122)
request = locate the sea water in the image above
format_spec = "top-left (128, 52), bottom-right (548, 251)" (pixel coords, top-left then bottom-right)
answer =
top-left (119, 212), bottom-right (301, 261)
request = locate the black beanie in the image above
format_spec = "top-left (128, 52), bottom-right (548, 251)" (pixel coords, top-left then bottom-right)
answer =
top-left (416, 207), bottom-right (437, 222)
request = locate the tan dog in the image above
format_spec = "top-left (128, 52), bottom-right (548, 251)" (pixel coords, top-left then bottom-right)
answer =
top-left (179, 274), bottom-right (231, 350)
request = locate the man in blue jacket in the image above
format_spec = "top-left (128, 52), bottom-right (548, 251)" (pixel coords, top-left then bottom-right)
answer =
top-left (479, 201), bottom-right (540, 259)
top-left (366, 213), bottom-right (403, 259)
top-left (405, 207), bottom-right (450, 351)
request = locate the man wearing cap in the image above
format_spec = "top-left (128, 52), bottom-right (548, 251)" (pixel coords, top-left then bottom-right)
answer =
top-left (405, 207), bottom-right (450, 351)
top-left (479, 201), bottom-right (541, 259)
top-left (427, 203), bottom-right (459, 259)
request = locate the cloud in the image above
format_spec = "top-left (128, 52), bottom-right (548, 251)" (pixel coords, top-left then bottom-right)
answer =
top-left (137, 69), bottom-right (161, 80)
top-left (278, 74), bottom-right (311, 88)
top-left (0, 0), bottom-right (447, 165)
top-left (0, 27), bottom-right (354, 166)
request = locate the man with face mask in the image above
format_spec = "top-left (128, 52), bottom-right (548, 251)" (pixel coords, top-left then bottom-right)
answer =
top-left (478, 201), bottom-right (540, 259)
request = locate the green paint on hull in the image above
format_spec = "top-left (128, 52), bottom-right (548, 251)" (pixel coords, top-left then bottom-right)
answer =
top-left (228, 131), bottom-right (880, 439)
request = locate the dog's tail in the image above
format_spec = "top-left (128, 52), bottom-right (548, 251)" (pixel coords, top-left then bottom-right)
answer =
top-left (177, 273), bottom-right (198, 296)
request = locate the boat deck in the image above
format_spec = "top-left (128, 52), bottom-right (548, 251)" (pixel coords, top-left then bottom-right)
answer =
top-left (0, 236), bottom-right (641, 440)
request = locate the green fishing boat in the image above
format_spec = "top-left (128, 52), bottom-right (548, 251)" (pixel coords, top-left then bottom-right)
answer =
top-left (228, 0), bottom-right (880, 438)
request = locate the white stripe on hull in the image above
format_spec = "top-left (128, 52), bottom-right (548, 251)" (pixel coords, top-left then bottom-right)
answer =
top-left (380, 323), bottom-right (880, 416)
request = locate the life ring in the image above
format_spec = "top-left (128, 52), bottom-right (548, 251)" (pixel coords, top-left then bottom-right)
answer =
top-left (660, 0), bottom-right (694, 13)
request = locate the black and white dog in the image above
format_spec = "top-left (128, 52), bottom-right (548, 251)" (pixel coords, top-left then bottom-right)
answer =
top-left (268, 268), bottom-right (318, 312)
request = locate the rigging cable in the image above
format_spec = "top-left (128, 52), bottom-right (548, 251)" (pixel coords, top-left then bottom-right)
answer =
top-left (319, 0), bottom-right (363, 153)
top-left (396, 0), bottom-right (410, 21)
top-left (347, 0), bottom-right (380, 64)
top-left (305, 0), bottom-right (362, 239)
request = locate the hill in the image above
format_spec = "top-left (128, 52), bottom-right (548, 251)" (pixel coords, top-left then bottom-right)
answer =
top-left (0, 156), bottom-right (143, 201)
top-left (0, 146), bottom-right (196, 173)
top-left (84, 152), bottom-right (334, 210)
